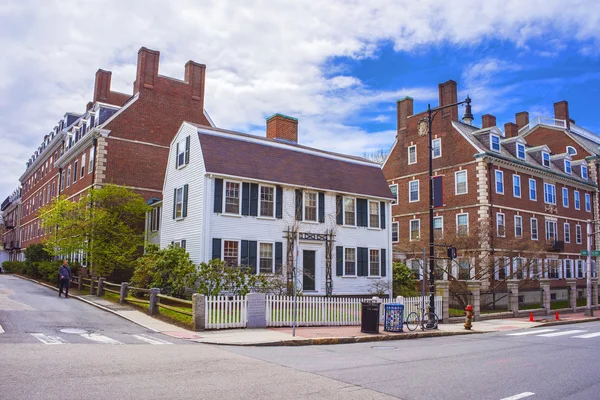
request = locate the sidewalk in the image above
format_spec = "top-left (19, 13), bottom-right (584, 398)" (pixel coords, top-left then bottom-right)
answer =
top-left (12, 274), bottom-right (600, 346)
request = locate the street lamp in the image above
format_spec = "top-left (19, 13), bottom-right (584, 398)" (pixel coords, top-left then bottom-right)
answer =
top-left (585, 219), bottom-right (600, 317)
top-left (425, 96), bottom-right (473, 326)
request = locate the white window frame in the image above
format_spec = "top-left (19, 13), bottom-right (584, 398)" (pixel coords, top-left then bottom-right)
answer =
top-left (392, 222), bottom-right (399, 243)
top-left (496, 213), bottom-right (506, 237)
top-left (562, 187), bottom-right (569, 208)
top-left (564, 159), bottom-right (572, 174)
top-left (542, 152), bottom-right (551, 168)
top-left (343, 196), bottom-right (356, 226)
top-left (368, 200), bottom-right (380, 229)
top-left (343, 247), bottom-right (357, 277)
top-left (582, 165), bottom-right (588, 180)
top-left (223, 180), bottom-right (242, 215)
top-left (490, 134), bottom-right (501, 152)
top-left (513, 174), bottom-right (521, 198)
top-left (495, 170), bottom-right (504, 194)
top-left (88, 147), bottom-right (95, 174)
top-left (516, 143), bottom-right (526, 160)
top-left (433, 216), bottom-right (443, 237)
top-left (222, 239), bottom-right (241, 267)
top-left (389, 184), bottom-right (398, 205)
top-left (66, 166), bottom-right (71, 188)
top-left (432, 138), bottom-right (442, 159)
top-left (574, 190), bottom-right (581, 210)
top-left (304, 191), bottom-right (318, 222)
top-left (576, 225), bottom-right (582, 244)
top-left (73, 160), bottom-right (78, 183)
top-left (81, 153), bottom-right (86, 177)
top-left (176, 138), bottom-right (187, 169)
top-left (150, 206), bottom-right (161, 232)
top-left (258, 241), bottom-right (275, 275)
top-left (259, 184), bottom-right (275, 218)
top-left (564, 222), bottom-right (571, 243)
top-left (368, 248), bottom-right (381, 277)
top-left (455, 170), bottom-right (467, 195)
top-left (174, 186), bottom-right (185, 220)
top-left (529, 178), bottom-right (537, 201)
top-left (545, 220), bottom-right (557, 241)
top-left (530, 217), bottom-right (538, 240)
top-left (408, 145), bottom-right (417, 165)
top-left (514, 215), bottom-right (523, 238)
top-left (585, 193), bottom-right (591, 212)
top-left (409, 219), bottom-right (420, 241)
top-left (544, 183), bottom-right (556, 205)
top-left (456, 213), bottom-right (469, 236)
top-left (409, 180), bottom-right (420, 203)
top-left (567, 146), bottom-right (577, 156)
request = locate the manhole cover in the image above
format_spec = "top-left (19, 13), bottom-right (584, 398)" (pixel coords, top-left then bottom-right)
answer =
top-left (60, 328), bottom-right (88, 334)
top-left (371, 345), bottom-right (396, 350)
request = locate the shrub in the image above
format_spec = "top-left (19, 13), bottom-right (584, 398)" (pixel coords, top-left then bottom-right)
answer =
top-left (24, 244), bottom-right (51, 263)
top-left (2, 261), bottom-right (26, 274)
top-left (36, 261), bottom-right (62, 283)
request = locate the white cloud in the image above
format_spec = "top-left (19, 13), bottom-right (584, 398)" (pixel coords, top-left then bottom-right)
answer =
top-left (1, 0), bottom-right (600, 197)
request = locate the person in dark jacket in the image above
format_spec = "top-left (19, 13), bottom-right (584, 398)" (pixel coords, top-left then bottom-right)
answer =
top-left (58, 260), bottom-right (72, 298)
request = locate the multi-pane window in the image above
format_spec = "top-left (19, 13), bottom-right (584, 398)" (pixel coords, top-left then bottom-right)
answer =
top-left (392, 222), bottom-right (399, 243)
top-left (574, 191), bottom-right (581, 210)
top-left (343, 197), bottom-right (355, 225)
top-left (496, 213), bottom-right (506, 237)
top-left (259, 243), bottom-right (274, 274)
top-left (585, 193), bottom-right (591, 212)
top-left (577, 260), bottom-right (585, 278)
top-left (542, 152), bottom-right (551, 168)
top-left (491, 134), bottom-right (500, 152)
top-left (513, 175), bottom-right (521, 198)
top-left (344, 248), bottom-right (356, 276)
top-left (174, 187), bottom-right (184, 219)
top-left (89, 147), bottom-right (95, 173)
top-left (455, 171), bottom-right (467, 195)
top-left (260, 186), bottom-right (274, 217)
top-left (225, 182), bottom-right (241, 214)
top-left (562, 187), bottom-right (569, 208)
top-left (433, 216), bottom-right (443, 238)
top-left (564, 223), bottom-right (571, 243)
top-left (304, 192), bottom-right (317, 221)
top-left (545, 220), bottom-right (557, 240)
top-left (515, 258), bottom-right (524, 279)
top-left (564, 160), bottom-right (572, 174)
top-left (408, 145), bottom-right (417, 164)
top-left (495, 170), bottom-right (504, 194)
top-left (81, 154), bottom-right (86, 177)
top-left (544, 183), bottom-right (556, 204)
top-left (410, 219), bottom-right (420, 241)
top-left (497, 257), bottom-right (507, 280)
top-left (457, 213), bottom-right (468, 236)
top-left (516, 143), bottom-right (526, 159)
top-left (66, 166), bottom-right (71, 187)
top-left (530, 218), bottom-right (538, 240)
top-left (73, 160), bottom-right (78, 183)
top-left (548, 259), bottom-right (560, 279)
top-left (409, 180), bottom-right (419, 202)
top-left (576, 225), bottom-right (582, 244)
top-left (389, 184), bottom-right (398, 205)
top-left (432, 138), bottom-right (441, 158)
top-left (223, 240), bottom-right (239, 267)
top-left (368, 201), bottom-right (379, 228)
top-left (528, 179), bottom-right (536, 200)
top-left (150, 206), bottom-right (161, 232)
top-left (514, 216), bottom-right (523, 238)
top-left (410, 259), bottom-right (422, 279)
top-left (176, 139), bottom-right (187, 168)
top-left (369, 249), bottom-right (380, 276)
top-left (582, 166), bottom-right (588, 179)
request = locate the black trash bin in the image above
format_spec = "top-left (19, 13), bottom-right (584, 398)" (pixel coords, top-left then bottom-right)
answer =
top-left (361, 300), bottom-right (381, 334)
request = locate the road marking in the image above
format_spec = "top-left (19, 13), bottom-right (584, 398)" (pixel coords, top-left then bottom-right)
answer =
top-left (500, 392), bottom-right (535, 400)
top-left (131, 334), bottom-right (173, 345)
top-left (537, 330), bottom-right (587, 337)
top-left (506, 329), bottom-right (556, 336)
top-left (0, 324), bottom-right (4, 334)
top-left (80, 333), bottom-right (123, 344)
top-left (572, 332), bottom-right (600, 339)
top-left (31, 333), bottom-right (68, 345)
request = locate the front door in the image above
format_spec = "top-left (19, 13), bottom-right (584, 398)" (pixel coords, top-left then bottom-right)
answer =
top-left (303, 250), bottom-right (316, 291)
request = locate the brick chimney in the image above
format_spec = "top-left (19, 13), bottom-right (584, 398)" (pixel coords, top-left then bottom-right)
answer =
top-left (554, 100), bottom-right (570, 130)
top-left (397, 97), bottom-right (414, 135)
top-left (267, 114), bottom-right (298, 143)
top-left (185, 61), bottom-right (206, 108)
top-left (515, 111), bottom-right (529, 130)
top-left (504, 122), bottom-right (518, 138)
top-left (134, 47), bottom-right (160, 93)
top-left (93, 69), bottom-right (112, 103)
top-left (482, 114), bottom-right (496, 129)
top-left (438, 80), bottom-right (458, 120)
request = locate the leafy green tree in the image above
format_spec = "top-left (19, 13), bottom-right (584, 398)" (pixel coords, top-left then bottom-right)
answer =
top-left (393, 262), bottom-right (419, 297)
top-left (24, 244), bottom-right (51, 263)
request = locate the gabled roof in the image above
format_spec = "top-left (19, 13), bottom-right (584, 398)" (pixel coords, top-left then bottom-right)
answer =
top-left (192, 124), bottom-right (394, 199)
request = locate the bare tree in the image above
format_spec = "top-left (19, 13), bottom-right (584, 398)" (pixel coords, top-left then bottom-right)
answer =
top-left (362, 148), bottom-right (389, 165)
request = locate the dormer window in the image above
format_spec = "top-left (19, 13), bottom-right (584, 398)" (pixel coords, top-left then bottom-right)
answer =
top-left (516, 143), bottom-right (526, 160)
top-left (490, 135), bottom-right (501, 152)
top-left (567, 146), bottom-right (577, 156)
top-left (542, 152), bottom-right (550, 168)
top-left (582, 166), bottom-right (588, 179)
top-left (564, 160), bottom-right (571, 174)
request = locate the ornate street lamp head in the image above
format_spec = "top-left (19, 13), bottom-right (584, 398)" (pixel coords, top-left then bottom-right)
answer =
top-left (462, 96), bottom-right (474, 125)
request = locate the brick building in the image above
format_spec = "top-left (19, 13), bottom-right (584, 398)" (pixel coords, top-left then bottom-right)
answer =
top-left (383, 80), bottom-right (598, 294)
top-left (1, 188), bottom-right (22, 261)
top-left (17, 47), bottom-right (213, 257)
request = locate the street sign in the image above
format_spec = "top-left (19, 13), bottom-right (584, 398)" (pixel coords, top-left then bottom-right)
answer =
top-left (581, 250), bottom-right (589, 256)
top-left (580, 250), bottom-right (600, 256)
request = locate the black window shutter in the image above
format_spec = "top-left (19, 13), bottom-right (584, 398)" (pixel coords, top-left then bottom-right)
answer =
top-left (181, 240), bottom-right (187, 250)
top-left (184, 136), bottom-right (190, 165)
top-left (214, 179), bottom-right (223, 213)
top-left (433, 176), bottom-right (443, 207)
top-left (295, 189), bottom-right (303, 221)
top-left (276, 186), bottom-right (283, 219)
top-left (381, 249), bottom-right (386, 277)
top-left (249, 241), bottom-right (257, 274)
top-left (241, 240), bottom-right (249, 267)
top-left (182, 184), bottom-right (189, 218)
top-left (336, 195), bottom-right (343, 225)
top-left (336, 246), bottom-right (343, 276)
top-left (380, 202), bottom-right (386, 229)
top-left (275, 242), bottom-right (283, 273)
top-left (358, 247), bottom-right (368, 276)
top-left (175, 142), bottom-right (179, 168)
top-left (172, 188), bottom-right (177, 219)
top-left (318, 192), bottom-right (325, 223)
top-left (242, 183), bottom-right (250, 216)
top-left (212, 238), bottom-right (221, 260)
top-left (250, 184), bottom-right (259, 216)
top-left (357, 199), bottom-right (368, 227)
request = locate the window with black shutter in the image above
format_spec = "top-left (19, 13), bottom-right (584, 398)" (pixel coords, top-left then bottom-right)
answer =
top-left (214, 178), bottom-right (223, 213)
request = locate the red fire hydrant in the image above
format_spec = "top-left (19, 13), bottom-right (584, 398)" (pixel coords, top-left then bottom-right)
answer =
top-left (464, 304), bottom-right (474, 330)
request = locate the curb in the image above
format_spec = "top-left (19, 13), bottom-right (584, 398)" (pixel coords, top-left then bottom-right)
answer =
top-left (535, 317), bottom-right (600, 327)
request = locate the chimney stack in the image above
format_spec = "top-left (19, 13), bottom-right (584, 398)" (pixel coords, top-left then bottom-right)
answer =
top-left (397, 97), bottom-right (414, 135)
top-left (554, 100), bottom-right (570, 130)
top-left (185, 61), bottom-right (207, 108)
top-left (438, 80), bottom-right (458, 120)
top-left (267, 114), bottom-right (298, 143)
top-left (134, 47), bottom-right (160, 93)
top-left (504, 122), bottom-right (519, 138)
top-left (515, 111), bottom-right (529, 130)
top-left (482, 114), bottom-right (496, 129)
top-left (93, 69), bottom-right (112, 103)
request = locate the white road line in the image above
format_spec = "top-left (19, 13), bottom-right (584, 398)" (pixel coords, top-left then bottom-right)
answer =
top-left (500, 392), bottom-right (535, 400)
top-left (131, 334), bottom-right (173, 345)
top-left (572, 332), bottom-right (600, 339)
top-left (80, 333), bottom-right (123, 344)
top-left (507, 329), bottom-right (557, 336)
top-left (0, 324), bottom-right (4, 334)
top-left (537, 330), bottom-right (587, 337)
top-left (31, 333), bottom-right (68, 345)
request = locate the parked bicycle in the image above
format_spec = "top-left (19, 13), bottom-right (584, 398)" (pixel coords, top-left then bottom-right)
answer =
top-left (404, 305), bottom-right (439, 331)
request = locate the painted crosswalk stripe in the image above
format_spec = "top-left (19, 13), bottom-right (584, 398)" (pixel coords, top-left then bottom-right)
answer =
top-left (500, 392), bottom-right (535, 400)
top-left (131, 334), bottom-right (173, 345)
top-left (31, 333), bottom-right (68, 345)
top-left (537, 330), bottom-right (587, 337)
top-left (507, 329), bottom-right (557, 336)
top-left (572, 332), bottom-right (600, 339)
top-left (80, 333), bottom-right (123, 344)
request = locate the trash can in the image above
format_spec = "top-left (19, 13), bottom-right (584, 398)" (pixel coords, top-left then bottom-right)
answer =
top-left (384, 303), bottom-right (404, 332)
top-left (361, 300), bottom-right (381, 334)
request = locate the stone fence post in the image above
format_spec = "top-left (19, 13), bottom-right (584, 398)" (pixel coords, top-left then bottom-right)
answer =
top-left (592, 278), bottom-right (599, 309)
top-left (247, 293), bottom-right (267, 328)
top-left (97, 277), bottom-right (105, 297)
top-left (507, 280), bottom-right (519, 317)
top-left (148, 288), bottom-right (160, 316)
top-left (566, 278), bottom-right (577, 312)
top-left (435, 280), bottom-right (450, 323)
top-left (89, 278), bottom-right (96, 296)
top-left (119, 282), bottom-right (129, 304)
top-left (467, 280), bottom-right (482, 320)
top-left (77, 275), bottom-right (83, 291)
top-left (192, 293), bottom-right (206, 331)
top-left (540, 278), bottom-right (551, 316)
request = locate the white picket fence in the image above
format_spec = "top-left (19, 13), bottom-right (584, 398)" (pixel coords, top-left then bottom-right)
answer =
top-left (397, 295), bottom-right (443, 319)
top-left (205, 295), bottom-right (247, 329)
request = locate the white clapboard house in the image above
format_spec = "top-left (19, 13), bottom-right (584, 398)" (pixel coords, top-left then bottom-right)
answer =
top-left (158, 114), bottom-right (394, 296)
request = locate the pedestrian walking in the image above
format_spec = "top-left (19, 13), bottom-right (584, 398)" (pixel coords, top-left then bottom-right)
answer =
top-left (58, 260), bottom-right (72, 298)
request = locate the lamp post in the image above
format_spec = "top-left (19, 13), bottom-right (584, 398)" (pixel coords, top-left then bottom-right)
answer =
top-left (585, 219), bottom-right (600, 317)
top-left (426, 96), bottom-right (473, 326)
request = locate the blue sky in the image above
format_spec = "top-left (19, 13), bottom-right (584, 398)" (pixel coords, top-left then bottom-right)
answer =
top-left (1, 0), bottom-right (600, 199)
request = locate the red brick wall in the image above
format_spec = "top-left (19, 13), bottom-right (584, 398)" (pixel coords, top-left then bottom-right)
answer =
top-left (525, 126), bottom-right (591, 161)
top-left (266, 115), bottom-right (298, 143)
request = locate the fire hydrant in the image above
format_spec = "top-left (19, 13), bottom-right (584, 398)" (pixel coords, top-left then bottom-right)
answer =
top-left (464, 304), bottom-right (474, 330)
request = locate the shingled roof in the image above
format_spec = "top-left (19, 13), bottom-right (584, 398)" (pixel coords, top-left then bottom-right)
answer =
top-left (193, 125), bottom-right (394, 200)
